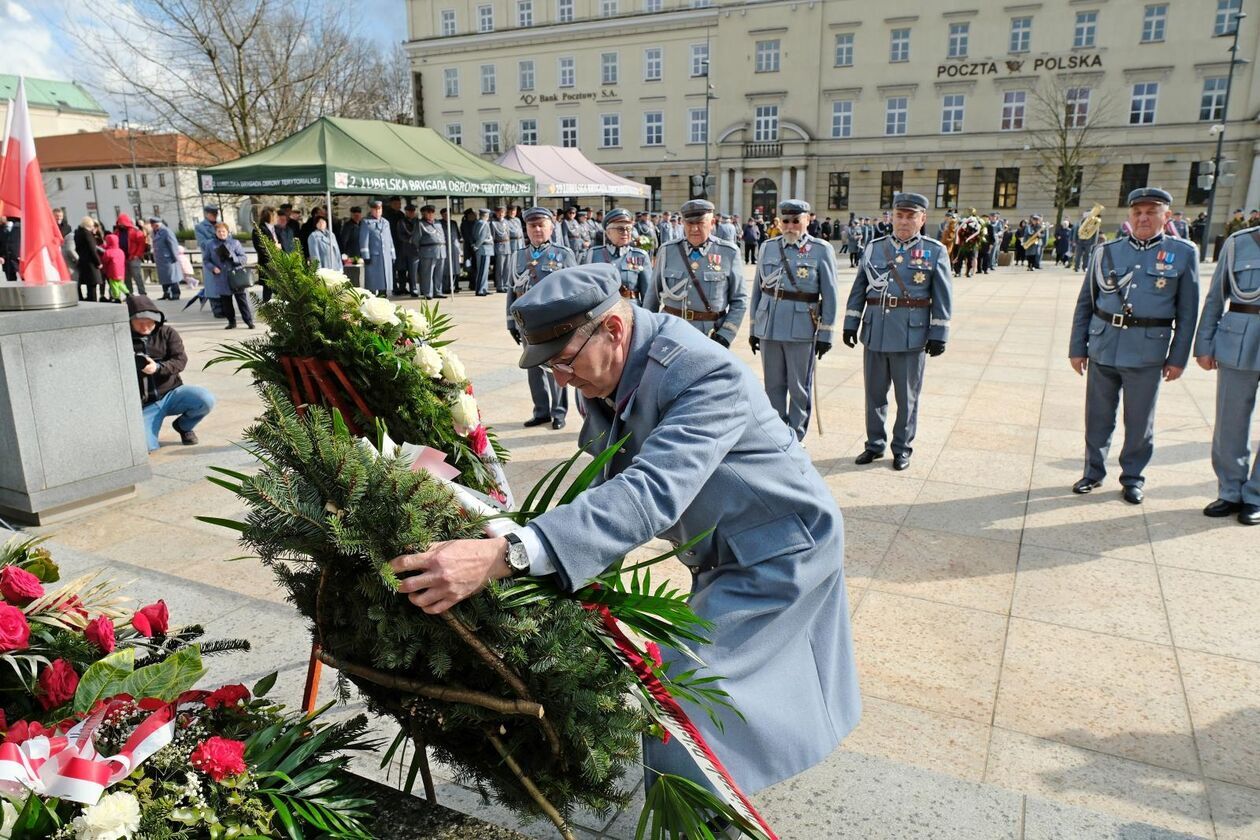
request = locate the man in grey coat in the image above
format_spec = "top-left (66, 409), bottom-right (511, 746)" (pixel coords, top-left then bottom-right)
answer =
top-left (416, 205), bottom-right (448, 300)
top-left (1069, 187), bottom-right (1201, 504)
top-left (358, 200), bottom-right (395, 297)
top-left (490, 206), bottom-right (513, 293)
top-left (149, 217), bottom-right (183, 299)
top-left (1194, 225), bottom-right (1260, 525)
top-left (391, 263), bottom-right (860, 800)
top-left (750, 200), bottom-right (838, 442)
top-left (472, 209), bottom-right (494, 296)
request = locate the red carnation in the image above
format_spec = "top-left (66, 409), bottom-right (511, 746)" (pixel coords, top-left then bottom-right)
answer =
top-left (37, 659), bottom-right (79, 710)
top-left (190, 736), bottom-right (247, 781)
top-left (84, 616), bottom-right (116, 653)
top-left (204, 684), bottom-right (250, 711)
top-left (131, 600), bottom-right (169, 637)
top-left (465, 383), bottom-right (475, 395)
top-left (0, 604), bottom-right (30, 652)
top-left (468, 425), bottom-right (490, 457)
top-left (0, 566), bottom-right (43, 605)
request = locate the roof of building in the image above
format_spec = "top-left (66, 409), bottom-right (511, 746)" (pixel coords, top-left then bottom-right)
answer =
top-left (0, 75), bottom-right (108, 116)
top-left (34, 130), bottom-right (234, 170)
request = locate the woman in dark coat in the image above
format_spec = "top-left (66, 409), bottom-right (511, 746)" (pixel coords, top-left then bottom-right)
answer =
top-left (203, 222), bottom-right (254, 329)
top-left (74, 217), bottom-right (103, 301)
top-left (252, 206), bottom-right (281, 302)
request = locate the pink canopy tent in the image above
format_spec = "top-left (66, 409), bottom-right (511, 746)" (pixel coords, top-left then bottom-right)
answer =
top-left (495, 144), bottom-right (648, 199)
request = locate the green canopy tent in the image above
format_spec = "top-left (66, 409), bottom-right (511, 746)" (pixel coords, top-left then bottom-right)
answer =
top-left (197, 116), bottom-right (534, 290)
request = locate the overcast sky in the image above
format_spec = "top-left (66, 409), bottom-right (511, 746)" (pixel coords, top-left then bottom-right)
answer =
top-left (0, 0), bottom-right (404, 120)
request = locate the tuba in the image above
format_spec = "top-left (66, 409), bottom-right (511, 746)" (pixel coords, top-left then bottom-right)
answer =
top-left (1021, 222), bottom-right (1044, 250)
top-left (1077, 203), bottom-right (1105, 241)
top-left (941, 216), bottom-right (959, 256)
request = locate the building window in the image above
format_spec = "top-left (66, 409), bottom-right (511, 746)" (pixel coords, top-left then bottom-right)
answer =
top-left (601, 52), bottom-right (619, 85)
top-left (1130, 82), bottom-right (1158, 124)
top-left (831, 100), bottom-right (853, 138)
top-left (84, 175), bottom-right (91, 189)
top-left (1119, 163), bottom-right (1149, 204)
top-left (994, 168), bottom-right (1020, 208)
top-left (518, 60), bottom-right (535, 91)
top-left (1201, 77), bottom-right (1228, 121)
top-left (151, 204), bottom-right (161, 218)
top-left (441, 8), bottom-right (456, 35)
top-left (558, 0), bottom-right (574, 22)
top-left (880, 171), bottom-right (903, 209)
top-left (601, 0), bottom-right (618, 14)
top-left (755, 40), bottom-right (780, 73)
top-left (828, 172), bottom-right (850, 210)
top-left (936, 169), bottom-right (960, 210)
top-left (690, 43), bottom-right (709, 77)
top-left (559, 56), bottom-right (575, 88)
top-left (482, 121), bottom-right (501, 154)
top-left (889, 28), bottom-right (910, 62)
top-left (126, 174), bottom-right (134, 188)
top-left (1073, 11), bottom-right (1097, 48)
top-left (644, 111), bottom-right (663, 145)
top-left (519, 118), bottom-right (538, 144)
top-left (947, 22), bottom-right (969, 59)
top-left (560, 116), bottom-right (579, 147)
top-left (1142, 4), bottom-right (1167, 41)
top-left (443, 67), bottom-right (459, 97)
top-left (480, 64), bottom-right (496, 95)
top-left (55, 176), bottom-right (63, 191)
top-left (1064, 87), bottom-right (1091, 128)
top-left (644, 47), bottom-right (662, 81)
top-left (158, 173), bottom-right (166, 188)
top-left (601, 113), bottom-right (620, 148)
top-left (688, 108), bottom-right (708, 143)
top-left (941, 94), bottom-right (964, 133)
top-left (753, 105), bottom-right (779, 142)
top-left (834, 32), bottom-right (854, 67)
top-left (691, 0), bottom-right (712, 7)
top-left (446, 123), bottom-right (463, 146)
top-left (644, 0), bottom-right (662, 10)
top-left (517, 0), bottom-right (533, 26)
top-left (1001, 90), bottom-right (1026, 130)
top-left (1215, 0), bottom-right (1242, 35)
top-left (1187, 161), bottom-right (1212, 204)
top-left (1009, 17), bottom-right (1032, 53)
top-left (111, 175), bottom-right (119, 189)
top-left (140, 174), bottom-right (148, 188)
top-left (477, 4), bottom-right (493, 32)
top-left (885, 97), bottom-right (908, 136)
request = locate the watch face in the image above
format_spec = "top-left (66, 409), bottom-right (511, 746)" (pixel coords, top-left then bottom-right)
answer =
top-left (507, 541), bottom-right (530, 572)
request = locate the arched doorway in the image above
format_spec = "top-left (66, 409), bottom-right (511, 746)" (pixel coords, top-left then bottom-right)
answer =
top-left (751, 178), bottom-right (777, 218)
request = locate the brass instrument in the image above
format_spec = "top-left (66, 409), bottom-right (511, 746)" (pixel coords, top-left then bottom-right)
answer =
top-left (941, 216), bottom-right (959, 257)
top-left (1021, 223), bottom-right (1044, 250)
top-left (1077, 203), bottom-right (1105, 241)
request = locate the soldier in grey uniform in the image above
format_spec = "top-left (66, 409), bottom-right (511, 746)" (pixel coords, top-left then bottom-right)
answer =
top-left (584, 207), bottom-right (651, 302)
top-left (1024, 214), bottom-right (1048, 271)
top-left (559, 207), bottom-right (583, 257)
top-left (643, 199), bottom-right (747, 349)
top-left (843, 192), bottom-right (953, 471)
top-left (575, 209), bottom-right (594, 260)
top-left (490, 206), bottom-right (513, 293)
top-left (750, 200), bottom-right (837, 442)
top-left (716, 214), bottom-right (739, 245)
top-left (636, 212), bottom-right (659, 253)
top-left (1195, 225), bottom-right (1260, 525)
top-left (1069, 187), bottom-right (1200, 505)
top-left (416, 205), bottom-right (448, 300)
top-left (358, 200), bottom-right (395, 297)
top-left (509, 207), bottom-right (578, 429)
top-left (472, 209), bottom-right (494, 296)
top-left (506, 205), bottom-right (525, 255)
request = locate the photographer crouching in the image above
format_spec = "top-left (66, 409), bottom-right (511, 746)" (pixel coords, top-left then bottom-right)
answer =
top-left (128, 295), bottom-right (215, 451)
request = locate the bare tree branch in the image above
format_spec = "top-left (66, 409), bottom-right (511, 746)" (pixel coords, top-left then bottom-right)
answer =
top-left (1026, 74), bottom-right (1116, 227)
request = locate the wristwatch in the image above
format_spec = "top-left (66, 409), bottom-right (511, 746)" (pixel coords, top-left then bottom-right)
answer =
top-left (503, 532), bottom-right (530, 577)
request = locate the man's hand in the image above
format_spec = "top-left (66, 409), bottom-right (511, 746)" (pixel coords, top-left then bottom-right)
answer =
top-left (749, 335), bottom-right (760, 355)
top-left (1070, 356), bottom-right (1088, 376)
top-left (925, 340), bottom-right (946, 358)
top-left (843, 329), bottom-right (857, 348)
top-left (141, 357), bottom-right (159, 375)
top-left (212, 267), bottom-right (221, 275)
top-left (390, 537), bottom-right (511, 615)
top-left (711, 333), bottom-right (730, 348)
top-left (815, 340), bottom-right (832, 359)
top-left (1197, 355), bottom-right (1218, 371)
top-left (1163, 364), bottom-right (1185, 382)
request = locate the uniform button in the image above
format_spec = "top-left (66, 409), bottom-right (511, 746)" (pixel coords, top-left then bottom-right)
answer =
top-left (686, 550), bottom-right (697, 557)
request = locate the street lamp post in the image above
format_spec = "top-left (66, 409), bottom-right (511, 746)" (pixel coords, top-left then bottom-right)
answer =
top-left (701, 33), bottom-right (715, 201)
top-left (1205, 8), bottom-right (1246, 256)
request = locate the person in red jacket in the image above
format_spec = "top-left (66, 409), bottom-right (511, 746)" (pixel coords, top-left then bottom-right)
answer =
top-left (102, 233), bottom-right (127, 302)
top-left (114, 213), bottom-right (149, 296)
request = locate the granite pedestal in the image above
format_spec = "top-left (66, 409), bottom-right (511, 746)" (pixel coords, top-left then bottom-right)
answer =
top-left (0, 301), bottom-right (151, 524)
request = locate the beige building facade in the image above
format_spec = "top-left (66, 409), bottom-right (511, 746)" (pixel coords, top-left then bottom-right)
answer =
top-left (407, 0), bottom-right (1260, 231)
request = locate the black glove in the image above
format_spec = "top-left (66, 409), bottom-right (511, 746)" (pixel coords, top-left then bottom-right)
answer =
top-left (926, 339), bottom-right (946, 357)
top-left (509, 328), bottom-right (522, 346)
top-left (843, 329), bottom-right (858, 348)
top-left (749, 336), bottom-right (760, 355)
top-left (711, 333), bottom-right (730, 348)
top-left (815, 341), bottom-right (832, 359)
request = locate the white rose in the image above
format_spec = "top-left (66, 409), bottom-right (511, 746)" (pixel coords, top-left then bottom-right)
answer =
top-left (439, 348), bottom-right (466, 383)
top-left (451, 393), bottom-right (479, 433)
top-left (414, 344), bottom-right (443, 378)
top-left (71, 792), bottom-right (141, 840)
top-left (316, 267), bottom-right (350, 289)
top-left (0, 799), bottom-right (18, 840)
top-left (400, 307), bottom-right (430, 336)
top-left (359, 295), bottom-right (401, 326)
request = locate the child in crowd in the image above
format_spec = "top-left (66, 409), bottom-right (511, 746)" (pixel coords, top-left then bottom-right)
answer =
top-left (102, 233), bottom-right (128, 302)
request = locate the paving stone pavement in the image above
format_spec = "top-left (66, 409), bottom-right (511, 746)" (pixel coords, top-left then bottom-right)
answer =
top-left (8, 259), bottom-right (1260, 839)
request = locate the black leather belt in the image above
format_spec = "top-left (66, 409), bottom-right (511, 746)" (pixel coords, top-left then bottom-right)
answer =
top-left (867, 296), bottom-right (931, 309)
top-left (663, 305), bottom-right (725, 321)
top-left (1230, 302), bottom-right (1260, 315)
top-left (762, 287), bottom-right (820, 303)
top-left (1095, 306), bottom-right (1174, 329)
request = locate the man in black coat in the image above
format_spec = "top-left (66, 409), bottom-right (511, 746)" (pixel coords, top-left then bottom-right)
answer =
top-left (0, 216), bottom-right (19, 283)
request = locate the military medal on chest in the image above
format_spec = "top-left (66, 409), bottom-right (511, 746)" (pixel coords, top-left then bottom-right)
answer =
top-left (895, 254), bottom-right (905, 264)
top-left (913, 271), bottom-right (927, 284)
top-left (708, 253), bottom-right (722, 270)
top-left (797, 266), bottom-right (809, 279)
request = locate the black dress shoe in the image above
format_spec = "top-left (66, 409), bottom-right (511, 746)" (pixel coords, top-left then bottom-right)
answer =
top-left (1204, 499), bottom-right (1244, 518)
top-left (551, 419), bottom-right (566, 430)
top-left (1122, 486), bottom-right (1144, 505)
top-left (854, 450), bottom-right (884, 465)
top-left (1072, 478), bottom-right (1103, 495)
top-left (1240, 504), bottom-right (1260, 526)
top-left (892, 453), bottom-right (911, 471)
top-left (523, 417), bottom-right (549, 428)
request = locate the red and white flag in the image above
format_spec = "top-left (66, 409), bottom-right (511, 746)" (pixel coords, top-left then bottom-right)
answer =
top-left (0, 102), bottom-right (19, 215)
top-left (3, 78), bottom-right (70, 285)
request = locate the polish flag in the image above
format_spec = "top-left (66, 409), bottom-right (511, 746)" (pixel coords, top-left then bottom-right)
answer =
top-left (0, 102), bottom-right (18, 215)
top-left (5, 78), bottom-right (70, 285)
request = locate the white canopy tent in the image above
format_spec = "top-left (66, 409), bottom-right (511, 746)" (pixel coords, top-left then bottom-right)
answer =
top-left (495, 144), bottom-right (649, 201)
